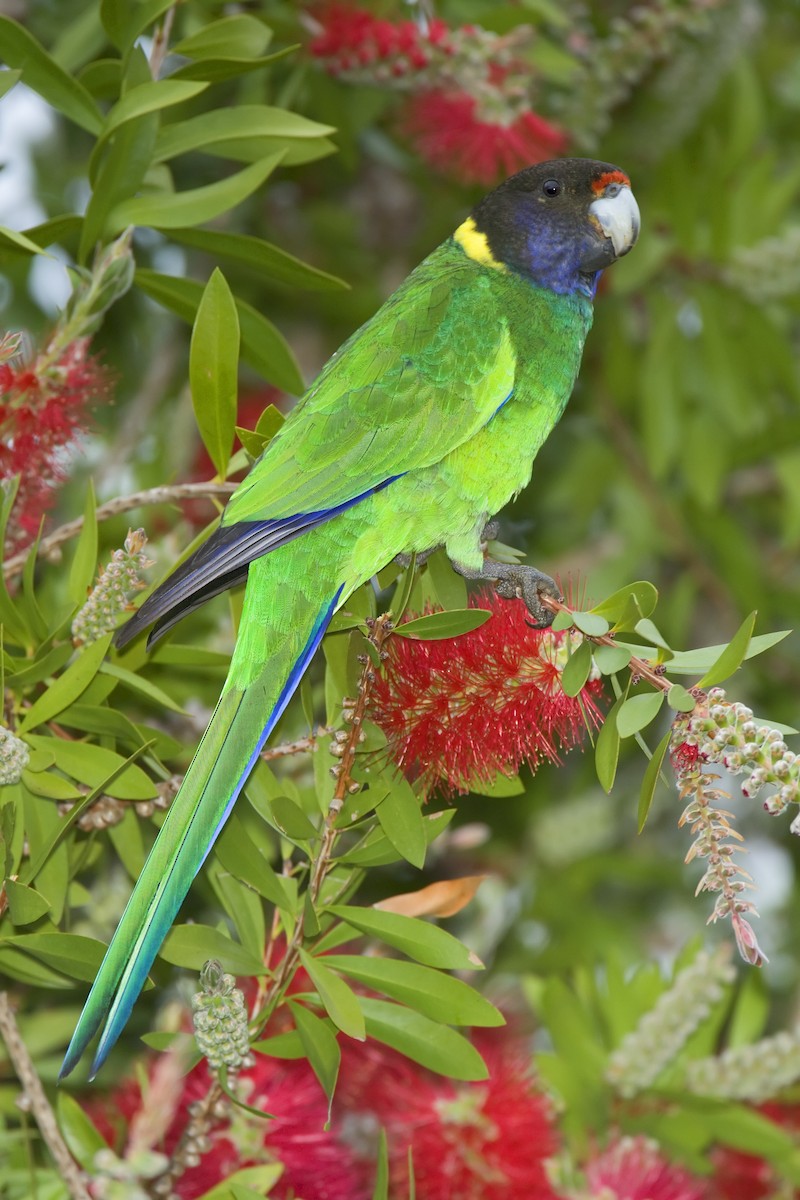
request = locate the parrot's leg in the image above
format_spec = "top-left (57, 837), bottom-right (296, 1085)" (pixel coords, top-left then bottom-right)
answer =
top-left (452, 558), bottom-right (562, 628)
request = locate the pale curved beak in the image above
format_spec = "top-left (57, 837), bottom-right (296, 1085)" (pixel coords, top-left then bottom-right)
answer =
top-left (589, 185), bottom-right (640, 260)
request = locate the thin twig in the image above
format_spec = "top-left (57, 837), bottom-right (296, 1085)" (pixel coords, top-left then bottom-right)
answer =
top-left (149, 4), bottom-right (177, 79)
top-left (3, 482), bottom-right (237, 581)
top-left (542, 594), bottom-right (676, 693)
top-left (0, 993), bottom-right (92, 1200)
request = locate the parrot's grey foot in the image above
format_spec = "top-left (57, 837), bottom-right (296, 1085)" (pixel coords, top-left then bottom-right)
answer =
top-left (480, 520), bottom-right (500, 544)
top-left (455, 559), bottom-right (562, 628)
top-left (395, 544), bottom-right (442, 569)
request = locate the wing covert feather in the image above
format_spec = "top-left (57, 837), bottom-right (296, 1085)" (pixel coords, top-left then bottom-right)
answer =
top-left (224, 251), bottom-right (516, 525)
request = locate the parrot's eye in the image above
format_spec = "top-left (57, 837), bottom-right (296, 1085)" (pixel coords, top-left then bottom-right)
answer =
top-left (542, 179), bottom-right (561, 197)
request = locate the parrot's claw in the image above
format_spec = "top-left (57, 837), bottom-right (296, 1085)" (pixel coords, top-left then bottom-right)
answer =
top-left (455, 559), bottom-right (562, 628)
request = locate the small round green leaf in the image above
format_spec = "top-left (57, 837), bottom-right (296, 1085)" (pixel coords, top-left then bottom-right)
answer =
top-left (616, 691), bottom-right (666, 738)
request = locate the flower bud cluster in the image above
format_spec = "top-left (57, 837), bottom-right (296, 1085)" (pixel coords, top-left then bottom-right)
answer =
top-left (726, 226), bottom-right (800, 304)
top-left (680, 687), bottom-right (800, 824)
top-left (72, 528), bottom-right (154, 646)
top-left (557, 0), bottom-right (724, 144)
top-left (687, 1027), bottom-right (800, 1103)
top-left (606, 950), bottom-right (735, 1098)
top-left (58, 780), bottom-right (173, 831)
top-left (0, 725), bottom-right (29, 785)
top-left (91, 1147), bottom-right (169, 1200)
top-left (192, 960), bottom-right (252, 1071)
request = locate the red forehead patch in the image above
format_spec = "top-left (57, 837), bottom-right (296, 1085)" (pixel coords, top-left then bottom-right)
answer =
top-left (592, 169), bottom-right (630, 194)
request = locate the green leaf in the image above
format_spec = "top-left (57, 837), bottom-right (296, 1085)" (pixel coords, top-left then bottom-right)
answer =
top-left (469, 772), bottom-right (524, 797)
top-left (100, 661), bottom-right (186, 713)
top-left (426, 550), bottom-right (468, 611)
top-left (288, 1001), bottom-right (340, 1109)
top-left (697, 611), bottom-right (757, 688)
top-left (0, 224), bottom-right (52, 257)
top-left (0, 933), bottom-right (105, 982)
top-left (638, 727), bottom-right (672, 832)
top-left (21, 768), bottom-right (81, 800)
top-left (591, 581), bottom-right (659, 628)
top-left (593, 643), bottom-right (632, 675)
top-left (550, 610), bottom-right (574, 632)
top-left (169, 44), bottom-right (297, 84)
top-left (173, 15), bottom-right (272, 60)
top-left (560, 638), bottom-right (593, 697)
top-left (100, 0), bottom-right (175, 50)
top-left (326, 906), bottom-right (481, 970)
top-left (270, 795), bottom-right (318, 841)
top-left (635, 618), bottom-right (672, 651)
top-left (570, 611), bottom-right (610, 637)
top-left (160, 924), bottom-right (265, 975)
top-left (595, 697), bottom-right (623, 792)
top-left (298, 949), bottom-right (366, 1040)
top-left (68, 481), bottom-right (98, 607)
top-left (80, 49), bottom-right (158, 260)
top-left (57, 1092), bottom-right (108, 1170)
top-left (108, 155), bottom-right (283, 232)
top-left (376, 778), bottom-right (427, 869)
top-left (135, 269), bottom-right (304, 394)
top-left (26, 734), bottom-right (157, 800)
top-left (215, 812), bottom-right (295, 912)
top-left (199, 1166), bottom-right (285, 1200)
top-left (0, 68), bottom-right (21, 99)
top-left (394, 609), bottom-right (491, 641)
top-left (4, 879), bottom-right (51, 925)
top-left (616, 691), bottom-right (665, 738)
top-left (359, 997), bottom-right (488, 1080)
top-left (664, 629), bottom-right (791, 676)
top-left (98, 80), bottom-right (208, 148)
top-left (324, 956), bottom-right (504, 1027)
top-left (17, 635), bottom-right (112, 734)
top-left (190, 268), bottom-right (240, 479)
top-left (154, 105), bottom-right (335, 163)
top-left (667, 683), bottom-right (697, 712)
top-left (0, 17), bottom-right (101, 133)
top-left (168, 226), bottom-right (349, 292)
top-left (373, 1129), bottom-right (389, 1200)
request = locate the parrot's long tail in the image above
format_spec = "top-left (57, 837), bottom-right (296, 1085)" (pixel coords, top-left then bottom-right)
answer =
top-left (60, 576), bottom-right (340, 1081)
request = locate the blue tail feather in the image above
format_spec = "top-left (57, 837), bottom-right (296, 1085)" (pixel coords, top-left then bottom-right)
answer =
top-left (60, 590), bottom-right (341, 1082)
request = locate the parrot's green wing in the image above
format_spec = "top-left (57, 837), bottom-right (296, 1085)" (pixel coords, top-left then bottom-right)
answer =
top-left (225, 253), bottom-right (516, 523)
top-left (118, 251), bottom-right (518, 647)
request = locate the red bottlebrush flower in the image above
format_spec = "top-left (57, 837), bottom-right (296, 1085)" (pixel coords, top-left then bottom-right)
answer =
top-left (309, 4), bottom-right (451, 77)
top-left (0, 335), bottom-right (108, 552)
top-left (84, 1050), bottom-right (371, 1200)
top-left (400, 89), bottom-right (567, 185)
top-left (338, 1032), bottom-right (560, 1200)
top-left (585, 1136), bottom-right (709, 1200)
top-left (371, 589), bottom-right (605, 796)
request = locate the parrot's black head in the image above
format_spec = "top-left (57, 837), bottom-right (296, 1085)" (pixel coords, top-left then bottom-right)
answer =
top-left (457, 158), bottom-right (640, 297)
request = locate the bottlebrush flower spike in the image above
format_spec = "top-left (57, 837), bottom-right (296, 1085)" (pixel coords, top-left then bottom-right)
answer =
top-left (308, 5), bottom-right (567, 183)
top-left (584, 1136), bottom-right (709, 1200)
top-left (84, 1049), bottom-right (370, 1200)
top-left (371, 589), bottom-right (605, 796)
top-left (338, 1033), bottom-right (560, 1200)
top-left (0, 335), bottom-right (109, 552)
top-left (401, 90), bottom-right (566, 185)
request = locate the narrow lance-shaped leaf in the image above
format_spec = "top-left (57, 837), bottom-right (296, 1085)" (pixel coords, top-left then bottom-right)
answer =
top-left (638, 727), bottom-right (673, 832)
top-left (697, 611), bottom-right (757, 688)
top-left (394, 609), bottom-right (491, 640)
top-left (107, 154), bottom-right (283, 233)
top-left (298, 949), bottom-right (366, 1041)
top-left (190, 269), bottom-right (240, 479)
top-left (0, 17), bottom-right (102, 134)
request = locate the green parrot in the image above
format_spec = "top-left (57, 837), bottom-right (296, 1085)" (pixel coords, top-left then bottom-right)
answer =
top-left (61, 157), bottom-right (639, 1079)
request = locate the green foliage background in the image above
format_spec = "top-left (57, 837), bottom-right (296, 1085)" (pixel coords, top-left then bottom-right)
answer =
top-left (3, 0), bottom-right (800, 1193)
